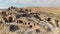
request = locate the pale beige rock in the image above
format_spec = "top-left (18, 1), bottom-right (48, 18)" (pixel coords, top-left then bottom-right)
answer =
top-left (0, 7), bottom-right (60, 34)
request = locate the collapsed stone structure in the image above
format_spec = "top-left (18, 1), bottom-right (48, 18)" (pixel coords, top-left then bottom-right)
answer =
top-left (0, 6), bottom-right (60, 34)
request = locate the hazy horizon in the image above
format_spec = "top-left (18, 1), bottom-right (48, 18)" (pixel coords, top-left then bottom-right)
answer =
top-left (0, 0), bottom-right (60, 9)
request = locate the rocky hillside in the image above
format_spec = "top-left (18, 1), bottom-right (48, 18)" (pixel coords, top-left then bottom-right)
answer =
top-left (0, 6), bottom-right (60, 34)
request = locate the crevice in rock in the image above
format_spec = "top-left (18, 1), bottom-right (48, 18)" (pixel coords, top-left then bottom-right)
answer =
top-left (9, 25), bottom-right (20, 32)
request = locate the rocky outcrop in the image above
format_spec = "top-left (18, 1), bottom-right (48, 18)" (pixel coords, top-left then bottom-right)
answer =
top-left (0, 6), bottom-right (60, 34)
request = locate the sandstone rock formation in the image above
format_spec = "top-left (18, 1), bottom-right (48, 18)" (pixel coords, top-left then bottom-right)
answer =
top-left (0, 6), bottom-right (60, 34)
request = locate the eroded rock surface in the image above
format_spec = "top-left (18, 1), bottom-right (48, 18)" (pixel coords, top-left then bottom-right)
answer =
top-left (0, 6), bottom-right (60, 34)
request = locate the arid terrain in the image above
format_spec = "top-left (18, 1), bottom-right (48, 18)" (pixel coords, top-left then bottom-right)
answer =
top-left (0, 6), bottom-right (60, 34)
